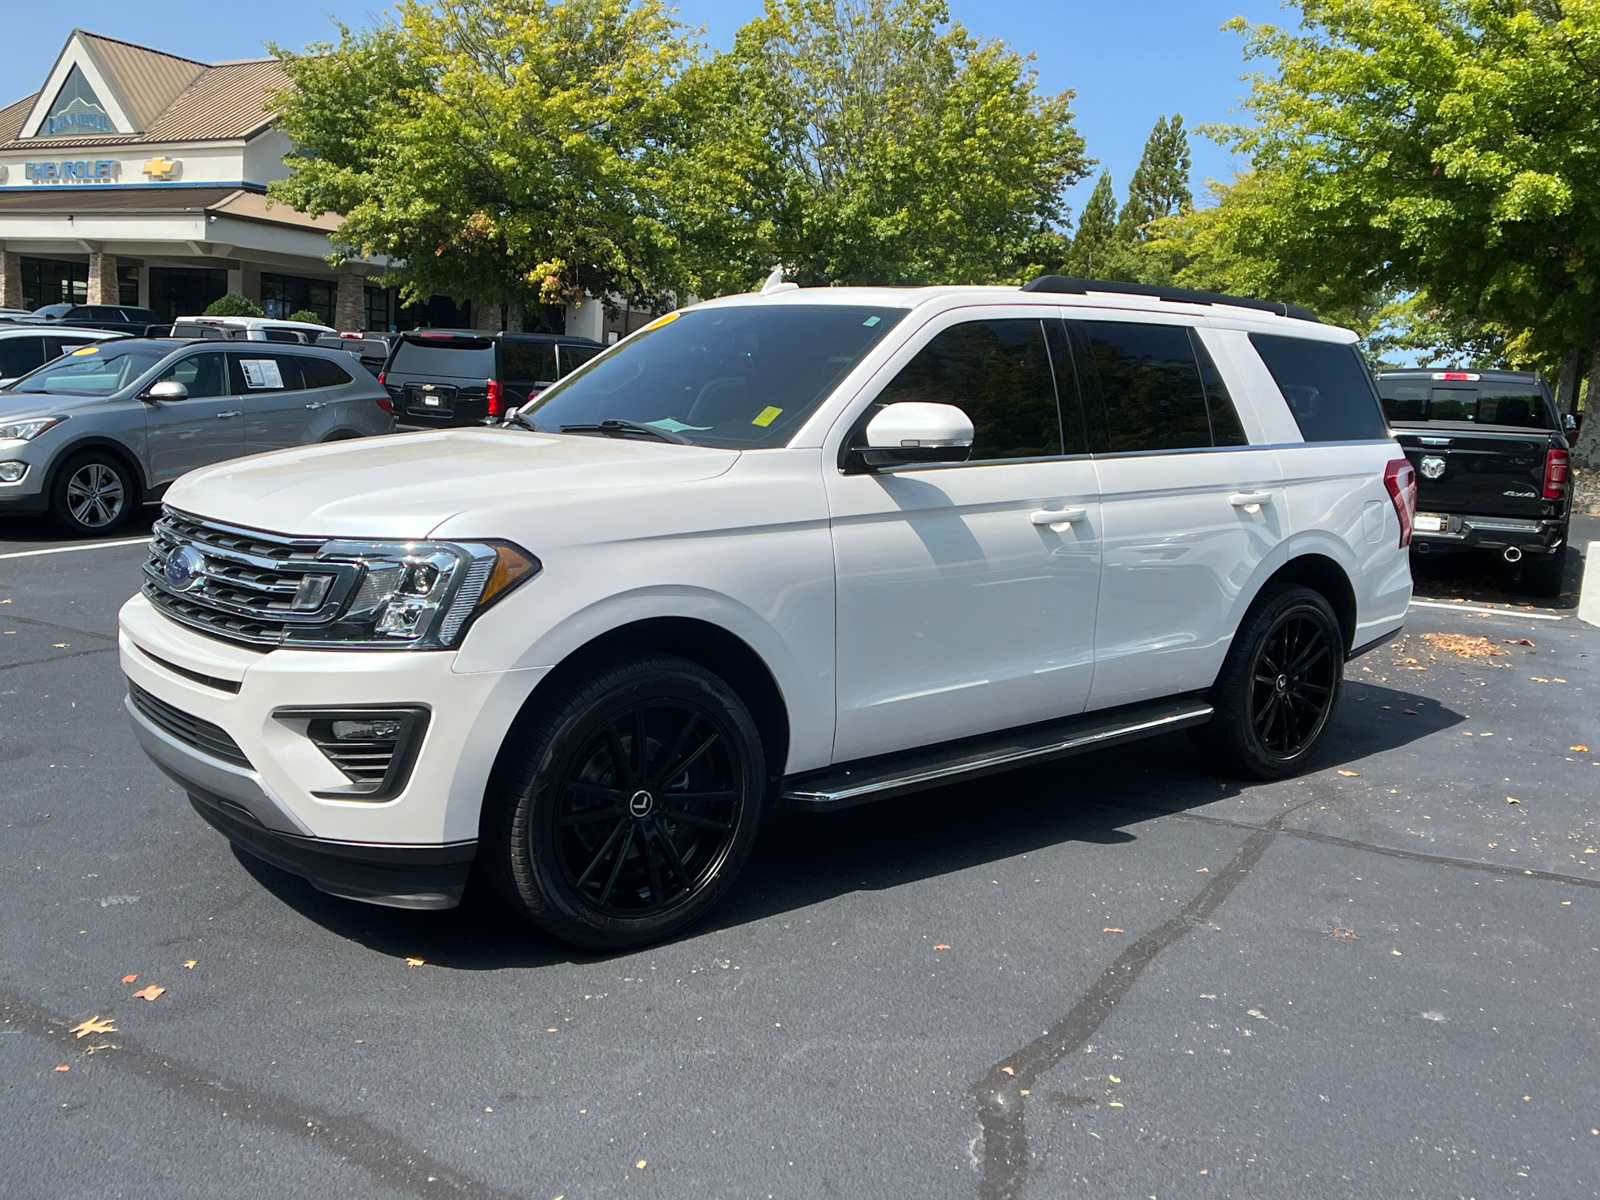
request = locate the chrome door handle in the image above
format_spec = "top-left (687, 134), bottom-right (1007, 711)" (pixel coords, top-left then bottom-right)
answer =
top-left (214, 410), bottom-right (241, 419)
top-left (305, 402), bottom-right (325, 410)
top-left (1030, 507), bottom-right (1087, 526)
top-left (1229, 491), bottom-right (1272, 511)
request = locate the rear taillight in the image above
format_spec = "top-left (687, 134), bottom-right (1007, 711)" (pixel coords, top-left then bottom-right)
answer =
top-left (486, 377), bottom-right (503, 418)
top-left (377, 371), bottom-right (385, 387)
top-left (1384, 458), bottom-right (1416, 548)
top-left (374, 393), bottom-right (393, 414)
top-left (1543, 447), bottom-right (1570, 500)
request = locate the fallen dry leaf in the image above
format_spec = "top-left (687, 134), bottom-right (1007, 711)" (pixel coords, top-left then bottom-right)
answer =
top-left (53, 1064), bottom-right (69, 1072)
top-left (1507, 796), bottom-right (1521, 804)
top-left (1000, 1065), bottom-right (1016, 1076)
top-left (635, 1159), bottom-right (647, 1169)
top-left (547, 1028), bottom-right (558, 1033)
top-left (1328, 927), bottom-right (1358, 942)
top-left (1108, 1073), bottom-right (1122, 1083)
top-left (405, 957), bottom-right (425, 968)
top-left (132, 985), bottom-right (165, 1001)
top-left (1503, 638), bottom-right (1534, 646)
top-left (51, 642), bottom-right (68, 648)
top-left (70, 1016), bottom-right (116, 1039)
top-left (121, 974), bottom-right (137, 984)
top-left (933, 944), bottom-right (951, 951)
top-left (1424, 633), bottom-right (1504, 658)
top-left (1403, 709), bottom-right (1418, 716)
top-left (1103, 927), bottom-right (1125, 934)
top-left (1196, 867), bottom-right (1210, 873)
top-left (1530, 676), bottom-right (1550, 683)
top-left (183, 960), bottom-right (196, 969)
top-left (1337, 769), bottom-right (1360, 777)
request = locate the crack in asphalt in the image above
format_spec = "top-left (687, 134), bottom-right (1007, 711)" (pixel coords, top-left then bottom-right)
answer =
top-left (0, 988), bottom-right (529, 1200)
top-left (0, 613), bottom-right (118, 642)
top-left (0, 645), bottom-right (118, 673)
top-left (972, 816), bottom-right (1284, 1200)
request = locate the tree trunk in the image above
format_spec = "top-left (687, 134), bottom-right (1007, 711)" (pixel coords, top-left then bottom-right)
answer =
top-left (1556, 348), bottom-right (1583, 416)
top-left (1573, 320), bottom-right (1600, 470)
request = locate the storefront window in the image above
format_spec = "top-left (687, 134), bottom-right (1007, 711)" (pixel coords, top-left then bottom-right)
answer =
top-left (364, 286), bottom-right (390, 333)
top-left (261, 273), bottom-right (336, 324)
top-left (118, 264), bottom-right (141, 308)
top-left (21, 258), bottom-right (87, 311)
top-left (148, 267), bottom-right (227, 322)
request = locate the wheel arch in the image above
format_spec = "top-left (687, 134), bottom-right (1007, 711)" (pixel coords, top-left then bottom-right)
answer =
top-left (43, 436), bottom-right (148, 506)
top-left (1251, 552), bottom-right (1358, 653)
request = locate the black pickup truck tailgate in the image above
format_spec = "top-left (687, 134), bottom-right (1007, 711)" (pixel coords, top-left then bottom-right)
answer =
top-left (1393, 425), bottom-right (1552, 519)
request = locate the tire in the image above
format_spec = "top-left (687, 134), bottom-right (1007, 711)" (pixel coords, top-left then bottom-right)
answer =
top-left (1519, 545), bottom-right (1566, 598)
top-left (483, 653), bottom-right (767, 951)
top-left (1191, 583), bottom-right (1344, 780)
top-left (49, 450), bottom-right (137, 537)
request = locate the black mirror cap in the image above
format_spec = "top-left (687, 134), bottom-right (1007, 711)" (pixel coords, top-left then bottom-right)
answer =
top-left (844, 442), bottom-right (973, 474)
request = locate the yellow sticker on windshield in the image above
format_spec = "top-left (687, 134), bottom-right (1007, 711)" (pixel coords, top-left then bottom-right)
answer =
top-left (71, 346), bottom-right (99, 355)
top-left (642, 311), bottom-right (681, 332)
top-left (752, 406), bottom-right (783, 427)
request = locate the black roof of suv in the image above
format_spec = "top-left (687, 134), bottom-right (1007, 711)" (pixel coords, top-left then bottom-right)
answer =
top-left (381, 329), bottom-right (604, 428)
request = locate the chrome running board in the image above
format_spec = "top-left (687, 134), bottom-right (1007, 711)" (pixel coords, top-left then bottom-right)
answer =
top-left (779, 694), bottom-right (1213, 811)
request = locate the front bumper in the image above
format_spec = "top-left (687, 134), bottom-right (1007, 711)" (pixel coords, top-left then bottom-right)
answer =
top-left (119, 592), bottom-right (548, 907)
top-left (1411, 514), bottom-right (1566, 556)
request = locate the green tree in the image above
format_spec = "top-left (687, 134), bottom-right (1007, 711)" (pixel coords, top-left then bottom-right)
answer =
top-left (1118, 113), bottom-right (1193, 238)
top-left (268, 0), bottom-right (695, 315)
top-left (1064, 169), bottom-right (1120, 278)
top-left (669, 0), bottom-right (1090, 292)
top-left (1191, 1), bottom-right (1600, 462)
top-left (204, 293), bottom-right (264, 317)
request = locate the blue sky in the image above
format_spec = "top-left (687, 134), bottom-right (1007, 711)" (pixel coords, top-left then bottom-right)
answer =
top-left (7, 0), bottom-right (1294, 223)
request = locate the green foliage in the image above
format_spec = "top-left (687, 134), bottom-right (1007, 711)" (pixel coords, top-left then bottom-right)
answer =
top-left (287, 310), bottom-right (325, 325)
top-left (203, 293), bottom-right (265, 318)
top-left (1118, 113), bottom-right (1193, 238)
top-left (268, 0), bottom-right (696, 312)
top-left (1064, 170), bottom-right (1122, 278)
top-left (665, 0), bottom-right (1091, 292)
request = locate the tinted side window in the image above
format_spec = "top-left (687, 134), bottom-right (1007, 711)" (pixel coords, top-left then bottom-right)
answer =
top-left (296, 355), bottom-right (354, 389)
top-left (1474, 383), bottom-right (1556, 429)
top-left (1250, 334), bottom-right (1389, 442)
top-left (0, 337), bottom-right (46, 378)
top-left (263, 328), bottom-right (302, 344)
top-left (157, 352), bottom-right (229, 399)
top-left (557, 343), bottom-right (600, 377)
top-left (504, 342), bottom-right (554, 383)
top-left (1376, 379), bottom-right (1428, 422)
top-left (1192, 331), bottom-right (1249, 446)
top-left (88, 306), bottom-right (124, 321)
top-left (1073, 321), bottom-right (1211, 452)
top-left (872, 319), bottom-right (1063, 461)
top-left (229, 354), bottom-right (304, 392)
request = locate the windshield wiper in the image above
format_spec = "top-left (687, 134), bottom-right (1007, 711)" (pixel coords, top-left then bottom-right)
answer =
top-left (503, 409), bottom-right (543, 432)
top-left (559, 419), bottom-right (690, 445)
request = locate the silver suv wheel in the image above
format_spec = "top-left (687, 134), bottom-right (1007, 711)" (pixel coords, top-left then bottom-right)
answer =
top-left (66, 461), bottom-right (126, 528)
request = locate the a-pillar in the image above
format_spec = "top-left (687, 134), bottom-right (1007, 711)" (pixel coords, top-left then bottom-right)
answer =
top-left (87, 250), bottom-right (117, 304)
top-left (334, 270), bottom-right (365, 331)
top-left (0, 250), bottom-right (21, 310)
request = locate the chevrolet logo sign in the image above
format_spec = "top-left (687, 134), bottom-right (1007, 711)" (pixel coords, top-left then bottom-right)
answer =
top-left (142, 157), bottom-right (177, 180)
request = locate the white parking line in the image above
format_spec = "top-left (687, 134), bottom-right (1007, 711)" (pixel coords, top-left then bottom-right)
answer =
top-left (1409, 599), bottom-right (1563, 621)
top-left (0, 536), bottom-right (150, 562)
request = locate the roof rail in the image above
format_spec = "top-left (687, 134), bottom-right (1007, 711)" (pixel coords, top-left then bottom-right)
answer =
top-left (1021, 275), bottom-right (1321, 324)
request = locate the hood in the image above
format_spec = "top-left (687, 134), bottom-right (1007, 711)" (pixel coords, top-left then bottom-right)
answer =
top-left (164, 428), bottom-right (741, 538)
top-left (0, 391), bottom-right (117, 419)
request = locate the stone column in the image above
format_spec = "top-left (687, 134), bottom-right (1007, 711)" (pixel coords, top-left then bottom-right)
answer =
top-left (0, 251), bottom-right (21, 310)
top-left (334, 270), bottom-right (365, 331)
top-left (473, 299), bottom-right (504, 333)
top-left (87, 250), bottom-right (117, 305)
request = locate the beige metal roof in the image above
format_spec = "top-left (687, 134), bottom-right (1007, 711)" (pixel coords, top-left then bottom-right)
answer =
top-left (1, 32), bottom-right (288, 150)
top-left (80, 32), bottom-right (206, 130)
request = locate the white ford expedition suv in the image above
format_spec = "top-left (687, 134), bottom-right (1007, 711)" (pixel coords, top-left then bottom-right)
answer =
top-left (120, 277), bottom-right (1415, 949)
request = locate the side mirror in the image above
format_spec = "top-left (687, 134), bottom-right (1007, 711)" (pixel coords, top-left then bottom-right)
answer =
top-left (1564, 413), bottom-right (1578, 432)
top-left (143, 380), bottom-right (188, 403)
top-left (851, 402), bottom-right (974, 471)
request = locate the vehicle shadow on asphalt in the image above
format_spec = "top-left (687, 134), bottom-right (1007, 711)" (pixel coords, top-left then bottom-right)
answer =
top-left (235, 680), bottom-right (1461, 969)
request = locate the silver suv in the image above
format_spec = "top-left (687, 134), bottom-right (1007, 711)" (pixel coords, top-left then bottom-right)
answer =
top-left (0, 338), bottom-right (395, 536)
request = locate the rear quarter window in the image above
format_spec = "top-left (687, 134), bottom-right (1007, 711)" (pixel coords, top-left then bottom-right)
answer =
top-left (1249, 334), bottom-right (1389, 442)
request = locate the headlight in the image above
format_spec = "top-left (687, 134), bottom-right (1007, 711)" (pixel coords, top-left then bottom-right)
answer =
top-left (290, 539), bottom-right (539, 649)
top-left (0, 416), bottom-right (64, 444)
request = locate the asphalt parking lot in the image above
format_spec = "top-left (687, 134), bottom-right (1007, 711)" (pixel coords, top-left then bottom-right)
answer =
top-left (2, 511), bottom-right (1597, 1200)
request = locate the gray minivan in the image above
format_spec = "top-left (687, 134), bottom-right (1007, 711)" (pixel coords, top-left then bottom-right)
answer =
top-left (0, 339), bottom-right (395, 536)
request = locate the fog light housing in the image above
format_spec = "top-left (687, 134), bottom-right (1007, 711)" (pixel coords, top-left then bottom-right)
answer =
top-left (0, 462), bottom-right (27, 483)
top-left (273, 706), bottom-right (430, 801)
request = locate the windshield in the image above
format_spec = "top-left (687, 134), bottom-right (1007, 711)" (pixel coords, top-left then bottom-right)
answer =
top-left (9, 344), bottom-right (169, 396)
top-left (33, 304), bottom-right (73, 319)
top-left (519, 304), bottom-right (906, 448)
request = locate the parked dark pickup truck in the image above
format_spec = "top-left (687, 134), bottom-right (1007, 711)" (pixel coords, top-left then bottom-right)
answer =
top-left (1375, 369), bottom-right (1574, 596)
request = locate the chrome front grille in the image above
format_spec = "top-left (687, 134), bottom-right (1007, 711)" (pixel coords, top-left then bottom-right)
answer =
top-left (142, 509), bottom-right (361, 648)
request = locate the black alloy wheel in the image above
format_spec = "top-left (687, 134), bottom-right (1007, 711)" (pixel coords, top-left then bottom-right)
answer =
top-left (484, 654), bottom-right (766, 950)
top-left (1191, 582), bottom-right (1344, 779)
top-left (50, 450), bottom-right (136, 536)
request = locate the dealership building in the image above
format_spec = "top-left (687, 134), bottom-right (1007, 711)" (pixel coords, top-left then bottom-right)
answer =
top-left (0, 29), bottom-right (615, 338)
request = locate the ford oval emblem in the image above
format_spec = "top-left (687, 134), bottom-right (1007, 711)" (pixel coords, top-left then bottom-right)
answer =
top-left (163, 545), bottom-right (207, 591)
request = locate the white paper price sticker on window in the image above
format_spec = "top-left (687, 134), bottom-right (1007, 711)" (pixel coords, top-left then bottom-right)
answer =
top-left (240, 359), bottom-right (283, 389)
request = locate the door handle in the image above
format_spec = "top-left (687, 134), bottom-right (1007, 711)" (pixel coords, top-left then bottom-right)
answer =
top-left (1030, 507), bottom-right (1088, 526)
top-left (214, 410), bottom-right (241, 419)
top-left (305, 402), bottom-right (325, 410)
top-left (1229, 491), bottom-right (1272, 512)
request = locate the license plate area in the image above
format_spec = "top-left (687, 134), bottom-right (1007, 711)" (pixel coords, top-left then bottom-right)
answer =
top-left (405, 385), bottom-right (456, 415)
top-left (1413, 512), bottom-right (1448, 533)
